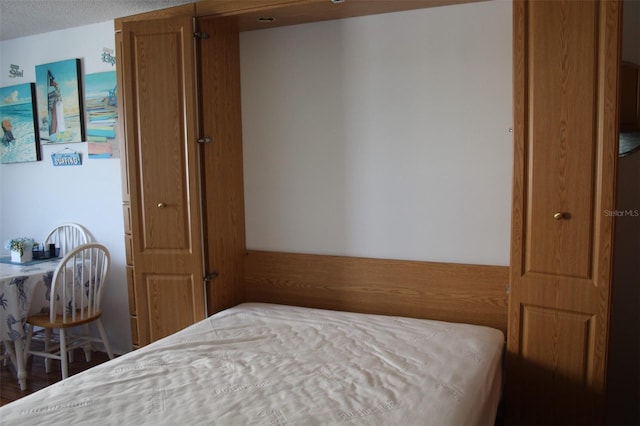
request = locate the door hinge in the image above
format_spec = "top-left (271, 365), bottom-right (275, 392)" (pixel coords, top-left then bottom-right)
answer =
top-left (197, 137), bottom-right (212, 144)
top-left (506, 283), bottom-right (510, 295)
top-left (204, 272), bottom-right (219, 282)
top-left (194, 32), bottom-right (209, 39)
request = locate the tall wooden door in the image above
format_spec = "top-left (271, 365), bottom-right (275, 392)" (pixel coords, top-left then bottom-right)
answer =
top-left (507, 0), bottom-right (620, 424)
top-left (121, 16), bottom-right (206, 346)
top-left (197, 16), bottom-right (246, 315)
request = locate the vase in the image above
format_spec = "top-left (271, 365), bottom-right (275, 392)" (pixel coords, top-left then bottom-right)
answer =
top-left (11, 246), bottom-right (33, 263)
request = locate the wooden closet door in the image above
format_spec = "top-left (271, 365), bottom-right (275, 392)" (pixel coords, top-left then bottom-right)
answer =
top-left (196, 16), bottom-right (246, 315)
top-left (121, 16), bottom-right (206, 345)
top-left (507, 0), bottom-right (620, 424)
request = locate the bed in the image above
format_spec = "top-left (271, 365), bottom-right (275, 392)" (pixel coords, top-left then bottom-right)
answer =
top-left (0, 302), bottom-right (504, 425)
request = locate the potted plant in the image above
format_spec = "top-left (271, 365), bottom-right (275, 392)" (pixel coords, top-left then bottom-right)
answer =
top-left (4, 237), bottom-right (37, 263)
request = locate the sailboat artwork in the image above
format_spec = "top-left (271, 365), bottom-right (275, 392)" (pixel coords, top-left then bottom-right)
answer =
top-left (35, 59), bottom-right (85, 144)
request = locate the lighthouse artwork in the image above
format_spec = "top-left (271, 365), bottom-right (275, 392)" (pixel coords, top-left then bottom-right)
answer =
top-left (47, 69), bottom-right (66, 140)
top-left (35, 58), bottom-right (85, 144)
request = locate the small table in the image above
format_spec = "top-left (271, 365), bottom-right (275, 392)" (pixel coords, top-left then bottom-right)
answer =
top-left (0, 257), bottom-right (61, 390)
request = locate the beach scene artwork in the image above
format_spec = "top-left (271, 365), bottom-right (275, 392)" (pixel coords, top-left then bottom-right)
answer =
top-left (35, 58), bottom-right (85, 144)
top-left (1, 83), bottom-right (41, 164)
top-left (85, 71), bottom-right (118, 159)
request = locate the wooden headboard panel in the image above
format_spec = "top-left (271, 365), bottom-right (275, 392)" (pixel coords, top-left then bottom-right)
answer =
top-left (243, 250), bottom-right (508, 333)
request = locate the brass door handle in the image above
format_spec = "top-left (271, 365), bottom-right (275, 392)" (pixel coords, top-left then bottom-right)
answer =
top-left (553, 212), bottom-right (569, 220)
top-left (158, 202), bottom-right (166, 208)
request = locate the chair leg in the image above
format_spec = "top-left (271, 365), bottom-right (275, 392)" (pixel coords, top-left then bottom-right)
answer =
top-left (44, 329), bottom-right (52, 373)
top-left (1, 342), bottom-right (8, 367)
top-left (59, 329), bottom-right (68, 380)
top-left (24, 324), bottom-right (34, 365)
top-left (68, 327), bottom-right (77, 363)
top-left (82, 324), bottom-right (92, 362)
top-left (96, 319), bottom-right (114, 359)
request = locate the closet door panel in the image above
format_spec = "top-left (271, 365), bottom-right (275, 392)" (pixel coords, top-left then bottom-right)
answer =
top-left (143, 273), bottom-right (202, 342)
top-left (520, 305), bottom-right (594, 383)
top-left (508, 0), bottom-right (619, 424)
top-left (133, 32), bottom-right (191, 251)
top-left (122, 16), bottom-right (205, 346)
top-left (525, 0), bottom-right (597, 279)
top-left (197, 16), bottom-right (246, 315)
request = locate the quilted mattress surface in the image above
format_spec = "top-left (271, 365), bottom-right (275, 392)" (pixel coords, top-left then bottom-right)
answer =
top-left (1, 303), bottom-right (504, 425)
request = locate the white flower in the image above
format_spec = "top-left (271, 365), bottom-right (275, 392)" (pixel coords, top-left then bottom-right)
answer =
top-left (4, 237), bottom-right (37, 256)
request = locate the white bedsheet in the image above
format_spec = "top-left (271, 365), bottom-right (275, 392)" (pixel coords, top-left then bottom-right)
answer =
top-left (1, 303), bottom-right (504, 425)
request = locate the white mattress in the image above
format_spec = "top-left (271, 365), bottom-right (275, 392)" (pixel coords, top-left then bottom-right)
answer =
top-left (1, 303), bottom-right (504, 425)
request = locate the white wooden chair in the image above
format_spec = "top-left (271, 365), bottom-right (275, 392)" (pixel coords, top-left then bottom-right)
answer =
top-left (33, 223), bottom-right (92, 362)
top-left (42, 223), bottom-right (91, 256)
top-left (24, 243), bottom-right (114, 380)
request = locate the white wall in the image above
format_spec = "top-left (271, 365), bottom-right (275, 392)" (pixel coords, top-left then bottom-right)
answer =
top-left (240, 0), bottom-right (513, 265)
top-left (0, 21), bottom-right (131, 354)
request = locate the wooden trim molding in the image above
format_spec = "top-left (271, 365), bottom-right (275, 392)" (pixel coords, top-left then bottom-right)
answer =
top-left (114, 4), bottom-right (195, 30)
top-left (244, 250), bottom-right (508, 333)
top-left (197, 0), bottom-right (485, 31)
top-left (115, 0), bottom-right (484, 32)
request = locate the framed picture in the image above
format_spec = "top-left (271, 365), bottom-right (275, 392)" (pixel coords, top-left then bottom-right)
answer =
top-left (85, 71), bottom-right (119, 159)
top-left (1, 83), bottom-right (41, 164)
top-left (35, 58), bottom-right (85, 143)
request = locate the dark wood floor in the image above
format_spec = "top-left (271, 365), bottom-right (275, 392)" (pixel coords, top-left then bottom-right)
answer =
top-left (0, 347), bottom-right (112, 407)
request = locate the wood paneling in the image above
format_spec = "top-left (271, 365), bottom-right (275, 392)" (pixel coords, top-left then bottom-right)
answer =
top-left (114, 4), bottom-right (195, 29)
top-left (507, 0), bottom-right (620, 423)
top-left (126, 267), bottom-right (136, 315)
top-left (115, 0), bottom-right (485, 33)
top-left (196, 0), bottom-right (308, 17)
top-left (122, 205), bottom-right (131, 235)
top-left (521, 305), bottom-right (594, 384)
top-left (124, 234), bottom-right (133, 265)
top-left (135, 30), bottom-right (192, 251)
top-left (524, 0), bottom-right (597, 279)
top-left (144, 274), bottom-right (203, 342)
top-left (129, 316), bottom-right (139, 348)
top-left (244, 250), bottom-right (508, 333)
top-left (202, 0), bottom-right (485, 31)
top-left (117, 29), bottom-right (138, 349)
top-left (116, 30), bottom-right (130, 204)
top-left (197, 16), bottom-right (246, 315)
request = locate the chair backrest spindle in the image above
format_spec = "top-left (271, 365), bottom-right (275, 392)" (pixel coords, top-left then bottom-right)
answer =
top-left (49, 243), bottom-right (110, 325)
top-left (43, 223), bottom-right (91, 257)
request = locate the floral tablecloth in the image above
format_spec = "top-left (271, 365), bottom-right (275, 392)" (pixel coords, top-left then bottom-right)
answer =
top-left (0, 257), bottom-right (61, 341)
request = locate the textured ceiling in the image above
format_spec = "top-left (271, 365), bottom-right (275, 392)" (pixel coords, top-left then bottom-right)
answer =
top-left (0, 0), bottom-right (196, 41)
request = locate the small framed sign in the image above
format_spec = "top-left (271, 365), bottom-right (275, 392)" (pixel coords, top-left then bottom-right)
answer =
top-left (51, 151), bottom-right (82, 166)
